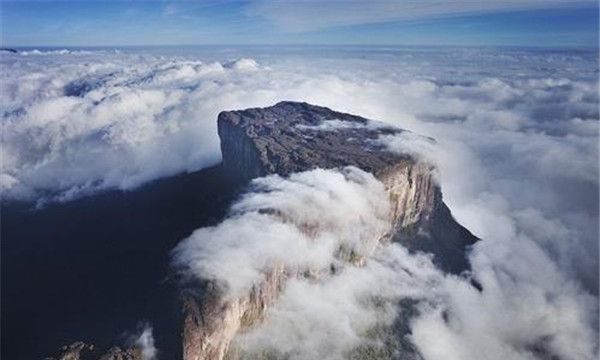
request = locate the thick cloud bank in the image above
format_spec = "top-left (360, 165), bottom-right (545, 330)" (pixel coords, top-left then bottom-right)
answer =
top-left (2, 46), bottom-right (598, 359)
top-left (172, 167), bottom-right (391, 298)
top-left (173, 167), bottom-right (597, 360)
top-left (1, 51), bottom-right (268, 201)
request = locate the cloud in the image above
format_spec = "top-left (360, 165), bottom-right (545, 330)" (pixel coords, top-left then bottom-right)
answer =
top-left (172, 166), bottom-right (391, 298)
top-left (126, 323), bottom-right (157, 360)
top-left (249, 0), bottom-right (596, 32)
top-left (233, 244), bottom-right (443, 360)
top-left (0, 54), bottom-right (274, 202)
top-left (163, 4), bottom-right (180, 17)
top-left (1, 46), bottom-right (598, 359)
top-left (171, 166), bottom-right (597, 359)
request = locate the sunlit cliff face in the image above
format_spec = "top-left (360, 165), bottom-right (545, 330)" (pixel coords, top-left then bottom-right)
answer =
top-left (1, 47), bottom-right (598, 359)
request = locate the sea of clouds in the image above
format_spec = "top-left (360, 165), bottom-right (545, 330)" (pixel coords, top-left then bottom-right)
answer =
top-left (1, 46), bottom-right (598, 359)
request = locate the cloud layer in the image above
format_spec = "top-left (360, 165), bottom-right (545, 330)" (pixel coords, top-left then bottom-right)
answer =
top-left (2, 46), bottom-right (598, 359)
top-left (172, 166), bottom-right (597, 359)
top-left (172, 167), bottom-right (391, 298)
top-left (1, 51), bottom-right (265, 201)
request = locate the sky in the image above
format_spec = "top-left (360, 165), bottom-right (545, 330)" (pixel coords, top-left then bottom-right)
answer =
top-left (0, 0), bottom-right (598, 47)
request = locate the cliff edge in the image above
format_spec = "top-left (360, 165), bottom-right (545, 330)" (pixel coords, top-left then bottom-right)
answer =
top-left (217, 101), bottom-right (477, 272)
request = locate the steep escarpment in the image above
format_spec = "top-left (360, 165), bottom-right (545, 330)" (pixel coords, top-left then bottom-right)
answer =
top-left (217, 101), bottom-right (477, 271)
top-left (182, 102), bottom-right (478, 360)
top-left (182, 264), bottom-right (287, 360)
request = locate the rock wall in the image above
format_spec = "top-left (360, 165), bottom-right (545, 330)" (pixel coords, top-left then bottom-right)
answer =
top-left (376, 162), bottom-right (437, 229)
top-left (183, 264), bottom-right (286, 360)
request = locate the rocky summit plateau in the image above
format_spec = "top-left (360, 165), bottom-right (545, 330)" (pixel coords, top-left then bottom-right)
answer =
top-left (218, 101), bottom-right (477, 273)
top-left (44, 101), bottom-right (478, 360)
top-left (183, 101), bottom-right (478, 360)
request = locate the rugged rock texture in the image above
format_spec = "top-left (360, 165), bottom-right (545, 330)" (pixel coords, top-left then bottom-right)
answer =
top-left (217, 101), bottom-right (409, 179)
top-left (217, 101), bottom-right (477, 271)
top-left (43, 342), bottom-right (96, 360)
top-left (183, 101), bottom-right (478, 360)
top-left (183, 264), bottom-right (286, 360)
top-left (44, 342), bottom-right (144, 360)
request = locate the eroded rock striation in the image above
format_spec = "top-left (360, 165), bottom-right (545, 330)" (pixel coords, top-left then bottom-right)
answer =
top-left (183, 101), bottom-right (478, 360)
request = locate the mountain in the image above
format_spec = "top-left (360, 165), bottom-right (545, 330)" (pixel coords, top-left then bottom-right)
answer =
top-left (34, 102), bottom-right (477, 360)
top-left (182, 102), bottom-right (478, 360)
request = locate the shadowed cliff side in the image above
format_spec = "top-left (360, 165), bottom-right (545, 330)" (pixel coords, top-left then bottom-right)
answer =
top-left (182, 101), bottom-right (479, 360)
top-left (3, 164), bottom-right (241, 360)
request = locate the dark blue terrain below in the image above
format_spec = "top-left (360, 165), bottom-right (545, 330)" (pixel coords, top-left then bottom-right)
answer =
top-left (1, 165), bottom-right (241, 360)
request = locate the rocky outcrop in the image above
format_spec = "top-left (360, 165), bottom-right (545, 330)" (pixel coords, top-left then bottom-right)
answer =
top-left (183, 264), bottom-right (286, 360)
top-left (217, 101), bottom-right (409, 180)
top-left (217, 101), bottom-right (477, 270)
top-left (182, 102), bottom-right (478, 360)
top-left (44, 342), bottom-right (144, 360)
top-left (44, 342), bottom-right (96, 360)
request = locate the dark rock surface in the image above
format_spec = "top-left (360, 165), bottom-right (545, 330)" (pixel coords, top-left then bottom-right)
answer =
top-left (218, 101), bottom-right (410, 180)
top-left (44, 342), bottom-right (144, 360)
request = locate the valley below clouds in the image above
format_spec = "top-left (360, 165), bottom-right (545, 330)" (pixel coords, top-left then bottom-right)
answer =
top-left (1, 46), bottom-right (598, 359)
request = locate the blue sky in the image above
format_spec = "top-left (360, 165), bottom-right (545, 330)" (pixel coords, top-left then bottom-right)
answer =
top-left (1, 1), bottom-right (598, 47)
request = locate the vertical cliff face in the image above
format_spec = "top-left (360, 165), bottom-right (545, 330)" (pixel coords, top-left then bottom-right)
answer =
top-left (377, 161), bottom-right (475, 274)
top-left (217, 114), bottom-right (266, 181)
top-left (376, 162), bottom-right (437, 229)
top-left (182, 102), bottom-right (478, 360)
top-left (183, 264), bottom-right (287, 360)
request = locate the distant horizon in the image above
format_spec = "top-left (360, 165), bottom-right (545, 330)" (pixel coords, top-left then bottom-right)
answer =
top-left (2, 43), bottom-right (598, 50)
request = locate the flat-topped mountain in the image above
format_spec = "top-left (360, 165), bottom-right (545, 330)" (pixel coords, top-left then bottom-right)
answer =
top-left (218, 101), bottom-right (477, 273)
top-left (183, 102), bottom-right (478, 360)
top-left (39, 102), bottom-right (478, 360)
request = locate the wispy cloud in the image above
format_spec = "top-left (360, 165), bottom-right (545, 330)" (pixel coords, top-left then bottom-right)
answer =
top-left (250, 0), bottom-right (596, 32)
top-left (163, 3), bottom-right (181, 16)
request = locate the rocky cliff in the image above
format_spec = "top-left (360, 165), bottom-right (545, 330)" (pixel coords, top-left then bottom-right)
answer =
top-left (44, 342), bottom-right (145, 360)
top-left (182, 102), bottom-right (478, 360)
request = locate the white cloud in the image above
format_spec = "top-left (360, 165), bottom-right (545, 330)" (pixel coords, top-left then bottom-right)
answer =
top-left (163, 4), bottom-right (181, 17)
top-left (0, 54), bottom-right (277, 201)
top-left (173, 165), bottom-right (597, 359)
top-left (127, 323), bottom-right (158, 360)
top-left (172, 166), bottom-right (391, 298)
top-left (249, 0), bottom-right (595, 32)
top-left (1, 46), bottom-right (598, 359)
top-left (234, 244), bottom-right (443, 360)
